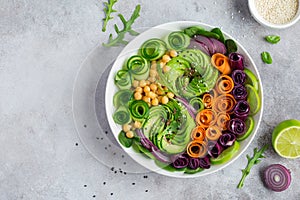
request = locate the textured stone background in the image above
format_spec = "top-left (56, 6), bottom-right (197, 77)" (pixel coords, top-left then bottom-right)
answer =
top-left (1, 0), bottom-right (300, 199)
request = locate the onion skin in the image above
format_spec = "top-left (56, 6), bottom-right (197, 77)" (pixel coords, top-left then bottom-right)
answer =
top-left (263, 164), bottom-right (291, 192)
top-left (227, 118), bottom-right (247, 135)
top-left (233, 100), bottom-right (250, 120)
top-left (232, 85), bottom-right (248, 100)
top-left (231, 69), bottom-right (246, 86)
top-left (229, 53), bottom-right (244, 70)
top-left (175, 96), bottom-right (197, 120)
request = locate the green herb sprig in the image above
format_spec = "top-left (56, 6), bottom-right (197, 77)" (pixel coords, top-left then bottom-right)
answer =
top-left (265, 35), bottom-right (280, 44)
top-left (102, 0), bottom-right (118, 32)
top-left (261, 52), bottom-right (272, 64)
top-left (103, 4), bottom-right (141, 47)
top-left (237, 144), bottom-right (268, 189)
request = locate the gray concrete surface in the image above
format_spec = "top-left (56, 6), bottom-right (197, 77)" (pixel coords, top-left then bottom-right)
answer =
top-left (1, 0), bottom-right (300, 199)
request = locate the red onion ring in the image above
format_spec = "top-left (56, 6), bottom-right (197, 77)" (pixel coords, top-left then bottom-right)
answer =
top-left (263, 164), bottom-right (291, 192)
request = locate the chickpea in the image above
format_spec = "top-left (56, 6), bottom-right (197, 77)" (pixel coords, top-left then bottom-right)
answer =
top-left (144, 86), bottom-right (150, 93)
top-left (145, 92), bottom-right (150, 97)
top-left (161, 96), bottom-right (169, 104)
top-left (133, 121), bottom-right (142, 129)
top-left (150, 83), bottom-right (157, 92)
top-left (159, 61), bottom-right (166, 68)
top-left (145, 80), bottom-right (150, 86)
top-left (162, 55), bottom-right (171, 63)
top-left (132, 80), bottom-right (139, 88)
top-left (148, 77), bottom-right (156, 83)
top-left (139, 80), bottom-right (147, 87)
top-left (163, 86), bottom-right (168, 91)
top-left (126, 131), bottom-right (134, 138)
top-left (151, 60), bottom-right (156, 65)
top-left (122, 124), bottom-right (132, 132)
top-left (157, 89), bottom-right (165, 95)
top-left (163, 65), bottom-right (171, 73)
top-left (158, 96), bottom-right (162, 103)
top-left (151, 63), bottom-right (157, 70)
top-left (135, 86), bottom-right (143, 93)
top-left (142, 96), bottom-right (151, 103)
top-left (169, 50), bottom-right (178, 58)
top-left (167, 92), bottom-right (174, 99)
top-left (148, 91), bottom-right (156, 99)
top-left (151, 98), bottom-right (159, 106)
top-left (134, 92), bottom-right (142, 100)
top-left (149, 69), bottom-right (157, 77)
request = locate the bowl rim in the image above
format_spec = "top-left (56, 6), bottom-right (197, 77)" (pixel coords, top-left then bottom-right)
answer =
top-left (248, 0), bottom-right (300, 29)
top-left (105, 21), bottom-right (264, 178)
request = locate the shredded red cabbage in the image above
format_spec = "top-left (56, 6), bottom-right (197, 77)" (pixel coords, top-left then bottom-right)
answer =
top-left (219, 133), bottom-right (236, 147)
top-left (199, 156), bottom-right (211, 169)
top-left (233, 100), bottom-right (250, 120)
top-left (231, 69), bottom-right (246, 86)
top-left (232, 85), bottom-right (248, 100)
top-left (227, 118), bottom-right (247, 135)
top-left (208, 142), bottom-right (223, 158)
top-left (229, 53), bottom-right (244, 70)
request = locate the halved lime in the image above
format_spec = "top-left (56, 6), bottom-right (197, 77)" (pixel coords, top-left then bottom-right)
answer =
top-left (245, 84), bottom-right (261, 115)
top-left (272, 119), bottom-right (300, 159)
top-left (237, 116), bottom-right (255, 141)
top-left (210, 141), bottom-right (240, 165)
top-left (244, 68), bottom-right (259, 92)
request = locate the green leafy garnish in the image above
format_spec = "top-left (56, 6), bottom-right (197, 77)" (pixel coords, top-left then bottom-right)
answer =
top-left (102, 0), bottom-right (118, 32)
top-left (265, 35), bottom-right (280, 44)
top-left (103, 4), bottom-right (141, 47)
top-left (261, 52), bottom-right (272, 64)
top-left (225, 39), bottom-right (237, 54)
top-left (237, 144), bottom-right (268, 189)
top-left (118, 130), bottom-right (133, 148)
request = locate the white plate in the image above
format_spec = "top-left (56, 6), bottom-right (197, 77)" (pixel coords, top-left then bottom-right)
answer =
top-left (105, 21), bottom-right (264, 178)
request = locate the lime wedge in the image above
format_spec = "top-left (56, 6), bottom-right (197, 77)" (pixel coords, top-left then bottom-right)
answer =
top-left (244, 68), bottom-right (259, 92)
top-left (245, 84), bottom-right (261, 115)
top-left (237, 116), bottom-right (255, 141)
top-left (272, 119), bottom-right (300, 159)
top-left (210, 141), bottom-right (240, 165)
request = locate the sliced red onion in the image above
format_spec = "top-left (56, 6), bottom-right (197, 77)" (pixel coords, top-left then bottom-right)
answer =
top-left (188, 38), bottom-right (210, 55)
top-left (175, 96), bottom-right (196, 120)
top-left (136, 129), bottom-right (171, 163)
top-left (227, 118), bottom-right (246, 135)
top-left (210, 38), bottom-right (227, 55)
top-left (232, 85), bottom-right (248, 100)
top-left (233, 100), bottom-right (250, 120)
top-left (172, 154), bottom-right (189, 169)
top-left (231, 69), bottom-right (246, 86)
top-left (208, 142), bottom-right (224, 158)
top-left (263, 164), bottom-right (291, 192)
top-left (188, 158), bottom-right (201, 170)
top-left (219, 133), bottom-right (236, 147)
top-left (194, 35), bottom-right (215, 55)
top-left (199, 156), bottom-right (211, 169)
top-left (229, 53), bottom-right (244, 70)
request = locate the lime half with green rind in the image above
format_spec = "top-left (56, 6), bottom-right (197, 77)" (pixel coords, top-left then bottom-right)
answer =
top-left (245, 84), bottom-right (261, 115)
top-left (237, 116), bottom-right (255, 141)
top-left (272, 119), bottom-right (300, 159)
top-left (244, 68), bottom-right (259, 92)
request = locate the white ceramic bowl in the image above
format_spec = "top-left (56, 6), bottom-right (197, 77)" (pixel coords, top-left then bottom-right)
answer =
top-left (248, 0), bottom-right (300, 29)
top-left (105, 21), bottom-right (264, 178)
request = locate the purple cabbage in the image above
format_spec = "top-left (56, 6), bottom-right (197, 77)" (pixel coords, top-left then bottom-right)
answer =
top-left (199, 156), bottom-right (211, 169)
top-left (229, 53), bottom-right (244, 70)
top-left (234, 100), bottom-right (250, 120)
top-left (227, 118), bottom-right (247, 135)
top-left (232, 85), bottom-right (248, 100)
top-left (172, 154), bottom-right (189, 169)
top-left (188, 158), bottom-right (201, 170)
top-left (219, 133), bottom-right (236, 147)
top-left (208, 142), bottom-right (223, 158)
top-left (231, 69), bottom-right (246, 86)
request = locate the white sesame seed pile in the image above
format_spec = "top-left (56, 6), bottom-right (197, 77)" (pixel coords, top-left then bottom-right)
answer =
top-left (255, 0), bottom-right (298, 24)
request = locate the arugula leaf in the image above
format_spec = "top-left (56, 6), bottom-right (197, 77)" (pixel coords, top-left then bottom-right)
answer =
top-left (237, 144), bottom-right (268, 189)
top-left (102, 0), bottom-right (118, 32)
top-left (103, 4), bottom-right (141, 47)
